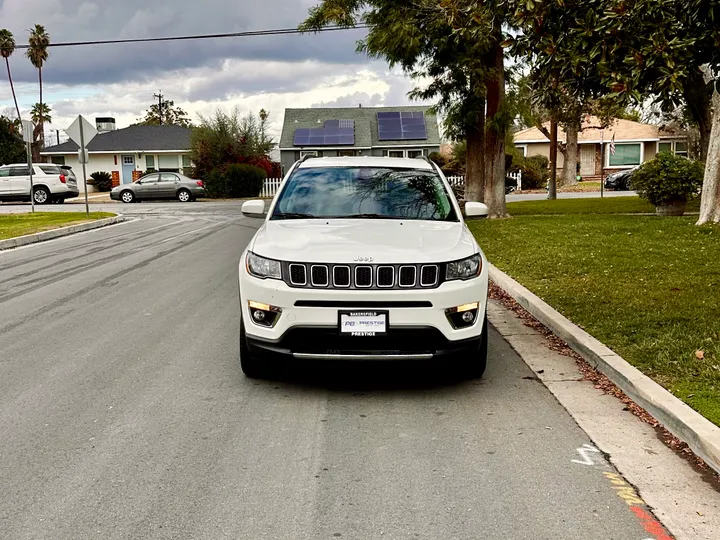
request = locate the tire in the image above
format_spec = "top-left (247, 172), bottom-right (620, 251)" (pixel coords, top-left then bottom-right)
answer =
top-left (459, 314), bottom-right (488, 379)
top-left (239, 318), bottom-right (271, 379)
top-left (33, 187), bottom-right (51, 205)
top-left (177, 189), bottom-right (191, 203)
top-left (120, 190), bottom-right (135, 204)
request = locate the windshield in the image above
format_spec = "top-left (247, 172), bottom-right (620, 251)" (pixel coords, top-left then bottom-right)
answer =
top-left (271, 167), bottom-right (457, 221)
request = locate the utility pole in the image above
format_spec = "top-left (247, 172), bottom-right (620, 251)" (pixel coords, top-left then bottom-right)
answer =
top-left (153, 91), bottom-right (164, 125)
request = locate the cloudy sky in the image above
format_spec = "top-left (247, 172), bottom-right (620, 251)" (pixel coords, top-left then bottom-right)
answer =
top-left (0, 0), bottom-right (433, 143)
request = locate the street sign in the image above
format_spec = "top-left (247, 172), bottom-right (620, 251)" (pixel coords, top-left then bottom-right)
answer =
top-left (66, 115), bottom-right (97, 147)
top-left (21, 120), bottom-right (34, 143)
top-left (67, 115), bottom-right (97, 216)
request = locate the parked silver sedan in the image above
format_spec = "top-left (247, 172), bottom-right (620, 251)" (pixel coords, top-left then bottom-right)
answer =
top-left (110, 172), bottom-right (206, 203)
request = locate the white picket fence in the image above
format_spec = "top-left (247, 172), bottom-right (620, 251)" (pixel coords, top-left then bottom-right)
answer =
top-left (261, 178), bottom-right (283, 198)
top-left (261, 171), bottom-right (523, 198)
top-left (447, 171), bottom-right (523, 191)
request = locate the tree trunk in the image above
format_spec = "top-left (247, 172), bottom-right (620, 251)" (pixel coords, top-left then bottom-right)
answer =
top-left (697, 91), bottom-right (720, 225)
top-left (465, 107), bottom-right (485, 203)
top-left (5, 59), bottom-right (21, 121)
top-left (483, 42), bottom-right (507, 218)
top-left (38, 66), bottom-right (44, 154)
top-left (561, 118), bottom-right (580, 186)
top-left (684, 69), bottom-right (712, 161)
top-left (548, 117), bottom-right (558, 199)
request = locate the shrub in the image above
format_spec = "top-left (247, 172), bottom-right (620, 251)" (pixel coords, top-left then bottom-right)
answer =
top-left (510, 154), bottom-right (549, 190)
top-left (205, 163), bottom-right (266, 198)
top-left (631, 152), bottom-right (704, 206)
top-left (88, 171), bottom-right (112, 192)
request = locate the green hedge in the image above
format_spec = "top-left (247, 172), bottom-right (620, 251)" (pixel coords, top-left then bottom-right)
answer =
top-left (205, 163), bottom-right (266, 198)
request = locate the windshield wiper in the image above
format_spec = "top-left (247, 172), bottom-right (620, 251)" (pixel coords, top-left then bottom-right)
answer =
top-left (272, 212), bottom-right (317, 220)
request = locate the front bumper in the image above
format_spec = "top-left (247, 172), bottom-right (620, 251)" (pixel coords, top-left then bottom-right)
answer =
top-left (110, 190), bottom-right (120, 200)
top-left (239, 262), bottom-right (489, 358)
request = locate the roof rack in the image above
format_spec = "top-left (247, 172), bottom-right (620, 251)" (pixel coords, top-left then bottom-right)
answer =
top-left (298, 153), bottom-right (318, 164)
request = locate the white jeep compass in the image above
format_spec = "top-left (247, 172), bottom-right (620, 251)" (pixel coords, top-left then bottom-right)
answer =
top-left (238, 156), bottom-right (489, 379)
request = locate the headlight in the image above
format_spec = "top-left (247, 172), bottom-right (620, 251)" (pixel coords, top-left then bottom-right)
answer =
top-left (246, 252), bottom-right (282, 280)
top-left (446, 254), bottom-right (482, 281)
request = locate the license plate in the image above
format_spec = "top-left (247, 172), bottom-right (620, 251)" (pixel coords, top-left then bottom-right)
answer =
top-left (339, 311), bottom-right (388, 336)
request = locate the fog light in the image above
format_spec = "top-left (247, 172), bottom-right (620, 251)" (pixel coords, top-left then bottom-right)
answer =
top-left (248, 300), bottom-right (282, 328)
top-left (445, 302), bottom-right (480, 329)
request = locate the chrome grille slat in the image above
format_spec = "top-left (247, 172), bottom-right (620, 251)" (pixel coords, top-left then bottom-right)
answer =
top-left (289, 264), bottom-right (307, 286)
top-left (420, 265), bottom-right (439, 287)
top-left (310, 265), bottom-right (329, 287)
top-left (355, 266), bottom-right (373, 288)
top-left (399, 266), bottom-right (416, 287)
top-left (333, 266), bottom-right (351, 288)
top-left (377, 266), bottom-right (394, 288)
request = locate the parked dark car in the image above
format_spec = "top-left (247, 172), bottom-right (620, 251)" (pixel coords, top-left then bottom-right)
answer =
top-left (110, 172), bottom-right (205, 203)
top-left (604, 168), bottom-right (637, 191)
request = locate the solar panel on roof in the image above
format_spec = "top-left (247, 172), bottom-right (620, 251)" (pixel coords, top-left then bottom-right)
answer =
top-left (377, 112), bottom-right (428, 141)
top-left (293, 120), bottom-right (355, 146)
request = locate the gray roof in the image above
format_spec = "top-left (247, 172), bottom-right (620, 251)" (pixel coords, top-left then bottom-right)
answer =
top-left (41, 125), bottom-right (192, 154)
top-left (280, 106), bottom-right (441, 149)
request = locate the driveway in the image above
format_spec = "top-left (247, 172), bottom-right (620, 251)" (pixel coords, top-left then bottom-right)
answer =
top-left (0, 204), bottom-right (661, 539)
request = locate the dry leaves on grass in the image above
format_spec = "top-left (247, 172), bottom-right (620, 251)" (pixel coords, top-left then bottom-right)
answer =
top-left (489, 282), bottom-right (719, 483)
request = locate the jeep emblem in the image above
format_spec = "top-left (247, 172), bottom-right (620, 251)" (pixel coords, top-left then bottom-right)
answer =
top-left (353, 256), bottom-right (374, 262)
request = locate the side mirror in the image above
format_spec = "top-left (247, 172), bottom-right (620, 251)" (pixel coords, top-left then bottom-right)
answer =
top-left (242, 200), bottom-right (266, 216)
top-left (464, 202), bottom-right (489, 218)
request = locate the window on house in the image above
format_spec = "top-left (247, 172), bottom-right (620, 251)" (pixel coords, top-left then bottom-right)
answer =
top-left (608, 143), bottom-right (641, 166)
top-left (675, 142), bottom-right (688, 157)
top-left (122, 156), bottom-right (134, 165)
top-left (300, 151), bottom-right (318, 158)
top-left (407, 150), bottom-right (423, 159)
top-left (515, 145), bottom-right (527, 157)
top-left (386, 150), bottom-right (404, 158)
top-left (658, 142), bottom-right (672, 154)
top-left (146, 155), bottom-right (156, 172)
top-left (158, 155), bottom-right (180, 172)
top-left (181, 155), bottom-right (192, 176)
top-left (50, 156), bottom-right (66, 165)
top-left (338, 150), bottom-right (356, 157)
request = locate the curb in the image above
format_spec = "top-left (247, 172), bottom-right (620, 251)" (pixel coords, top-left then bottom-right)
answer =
top-left (0, 215), bottom-right (128, 251)
top-left (488, 263), bottom-right (720, 475)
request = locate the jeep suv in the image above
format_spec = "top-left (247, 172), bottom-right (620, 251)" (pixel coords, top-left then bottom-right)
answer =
top-left (0, 163), bottom-right (80, 204)
top-left (237, 157), bottom-right (489, 379)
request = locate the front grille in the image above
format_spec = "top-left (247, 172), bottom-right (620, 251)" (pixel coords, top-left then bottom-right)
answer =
top-left (311, 265), bottom-right (329, 287)
top-left (355, 266), bottom-right (373, 288)
top-left (282, 262), bottom-right (446, 290)
top-left (289, 264), bottom-right (307, 286)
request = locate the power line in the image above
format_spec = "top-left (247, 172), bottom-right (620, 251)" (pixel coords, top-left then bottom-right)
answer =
top-left (14, 25), bottom-right (370, 49)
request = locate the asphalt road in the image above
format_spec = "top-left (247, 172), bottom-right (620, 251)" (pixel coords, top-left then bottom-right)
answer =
top-left (0, 204), bottom-right (655, 539)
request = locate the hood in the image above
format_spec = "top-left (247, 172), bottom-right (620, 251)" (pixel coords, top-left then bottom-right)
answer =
top-left (251, 219), bottom-right (479, 264)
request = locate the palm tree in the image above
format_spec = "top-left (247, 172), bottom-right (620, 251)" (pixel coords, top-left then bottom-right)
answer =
top-left (30, 102), bottom-right (51, 148)
top-left (26, 24), bottom-right (50, 151)
top-left (0, 29), bottom-right (21, 121)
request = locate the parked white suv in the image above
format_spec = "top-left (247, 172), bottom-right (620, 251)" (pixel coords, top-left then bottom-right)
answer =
top-left (237, 156), bottom-right (490, 379)
top-left (0, 163), bottom-right (80, 204)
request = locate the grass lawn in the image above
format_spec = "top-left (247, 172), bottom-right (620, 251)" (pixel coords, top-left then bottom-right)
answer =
top-left (0, 212), bottom-right (115, 240)
top-left (507, 196), bottom-right (701, 216)
top-left (470, 199), bottom-right (720, 425)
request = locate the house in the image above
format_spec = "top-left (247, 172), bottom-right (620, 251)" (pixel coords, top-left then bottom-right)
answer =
top-left (40, 118), bottom-right (192, 190)
top-left (513, 117), bottom-right (688, 179)
top-left (279, 106), bottom-right (441, 173)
